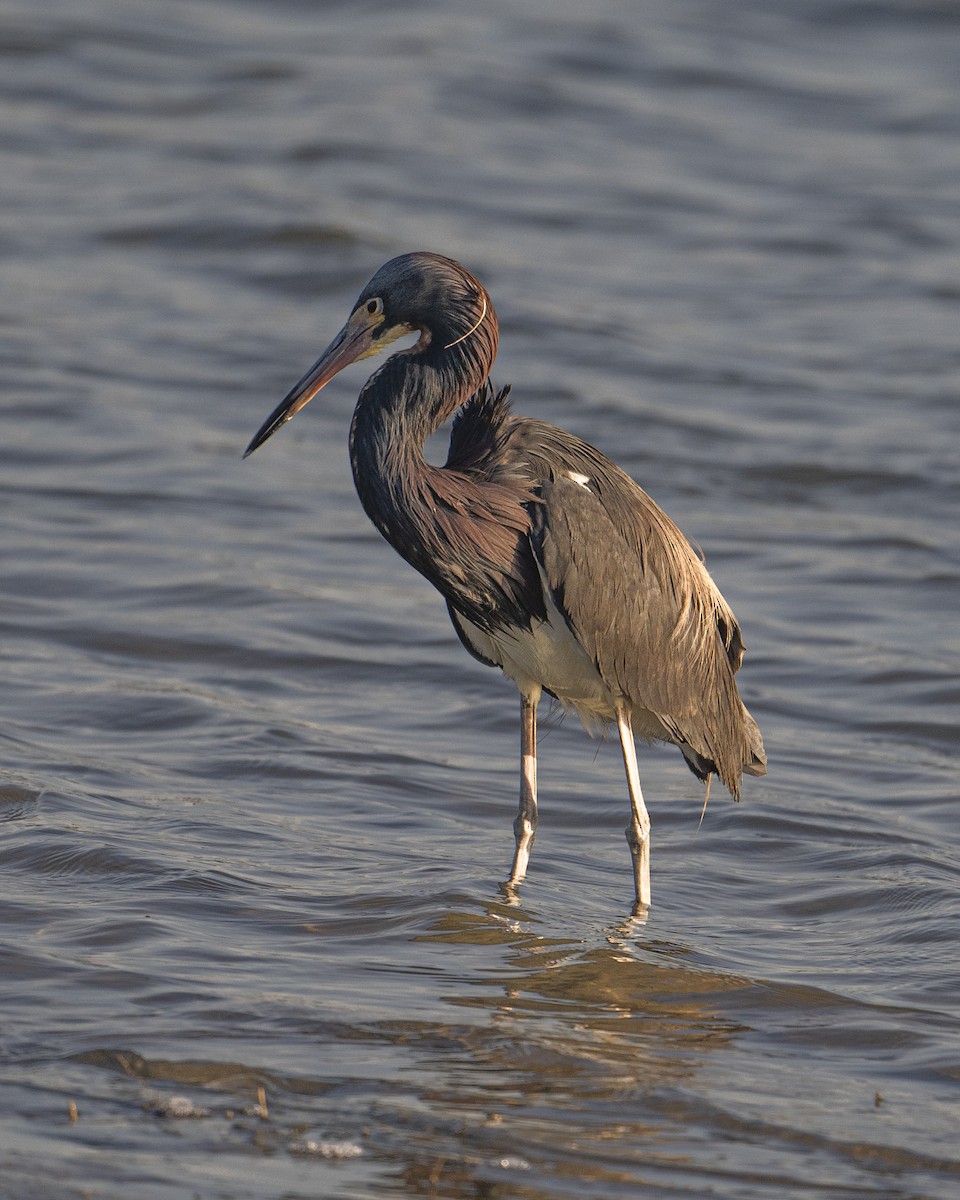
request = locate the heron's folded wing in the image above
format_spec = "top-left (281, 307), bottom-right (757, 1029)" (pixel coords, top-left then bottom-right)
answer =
top-left (529, 471), bottom-right (755, 790)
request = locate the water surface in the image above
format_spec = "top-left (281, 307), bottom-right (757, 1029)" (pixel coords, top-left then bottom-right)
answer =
top-left (1, 1), bottom-right (959, 1196)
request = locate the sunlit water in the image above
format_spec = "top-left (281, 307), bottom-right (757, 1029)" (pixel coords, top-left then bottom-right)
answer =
top-left (1, 1), bottom-right (958, 1196)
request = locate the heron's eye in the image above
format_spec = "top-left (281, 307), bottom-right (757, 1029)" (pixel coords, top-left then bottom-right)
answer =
top-left (365, 297), bottom-right (383, 317)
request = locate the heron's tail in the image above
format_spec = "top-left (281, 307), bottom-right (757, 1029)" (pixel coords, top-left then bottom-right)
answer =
top-left (678, 702), bottom-right (766, 795)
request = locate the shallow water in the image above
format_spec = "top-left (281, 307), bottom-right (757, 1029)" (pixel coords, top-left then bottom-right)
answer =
top-left (1, 0), bottom-right (959, 1196)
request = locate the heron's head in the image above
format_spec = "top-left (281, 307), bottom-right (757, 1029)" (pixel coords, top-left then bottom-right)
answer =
top-left (244, 252), bottom-right (494, 457)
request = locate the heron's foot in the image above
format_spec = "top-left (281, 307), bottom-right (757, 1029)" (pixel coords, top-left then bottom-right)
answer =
top-left (629, 896), bottom-right (650, 922)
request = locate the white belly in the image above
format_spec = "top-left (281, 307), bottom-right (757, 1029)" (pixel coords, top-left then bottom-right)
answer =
top-left (453, 603), bottom-right (615, 733)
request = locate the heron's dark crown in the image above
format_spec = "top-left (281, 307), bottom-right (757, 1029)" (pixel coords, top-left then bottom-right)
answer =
top-left (356, 252), bottom-right (495, 347)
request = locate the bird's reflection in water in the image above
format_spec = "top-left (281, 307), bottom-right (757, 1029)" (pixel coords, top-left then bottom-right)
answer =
top-left (416, 897), bottom-right (748, 1067)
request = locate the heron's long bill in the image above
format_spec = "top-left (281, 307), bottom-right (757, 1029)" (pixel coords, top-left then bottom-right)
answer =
top-left (243, 312), bottom-right (380, 458)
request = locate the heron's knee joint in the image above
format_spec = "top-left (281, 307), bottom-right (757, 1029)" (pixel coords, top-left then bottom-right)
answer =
top-left (625, 820), bottom-right (650, 851)
top-left (514, 813), bottom-right (536, 841)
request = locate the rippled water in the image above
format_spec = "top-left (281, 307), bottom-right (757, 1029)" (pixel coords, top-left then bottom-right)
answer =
top-left (2, 1), bottom-right (959, 1196)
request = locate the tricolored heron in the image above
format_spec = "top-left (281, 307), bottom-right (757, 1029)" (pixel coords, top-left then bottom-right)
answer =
top-left (245, 252), bottom-right (766, 909)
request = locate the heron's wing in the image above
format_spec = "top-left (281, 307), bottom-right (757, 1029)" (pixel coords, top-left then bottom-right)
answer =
top-left (520, 425), bottom-right (756, 791)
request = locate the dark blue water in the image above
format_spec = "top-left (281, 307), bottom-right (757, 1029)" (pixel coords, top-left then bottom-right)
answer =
top-left (1, 1), bottom-right (959, 1196)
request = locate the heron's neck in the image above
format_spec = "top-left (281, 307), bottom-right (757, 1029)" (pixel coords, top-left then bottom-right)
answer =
top-left (348, 343), bottom-right (488, 577)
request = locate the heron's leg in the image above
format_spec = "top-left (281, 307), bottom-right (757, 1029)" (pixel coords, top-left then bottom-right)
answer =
top-left (508, 686), bottom-right (541, 885)
top-left (616, 702), bottom-right (651, 909)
